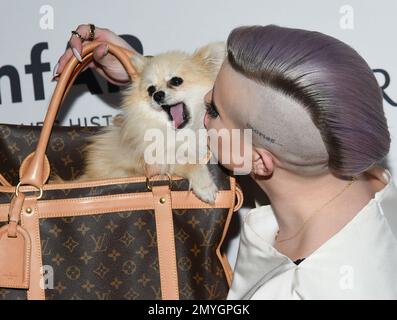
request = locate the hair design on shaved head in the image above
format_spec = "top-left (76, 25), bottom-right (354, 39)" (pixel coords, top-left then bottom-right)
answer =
top-left (226, 25), bottom-right (390, 177)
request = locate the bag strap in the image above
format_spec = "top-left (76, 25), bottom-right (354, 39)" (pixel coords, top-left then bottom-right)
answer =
top-left (62, 46), bottom-right (135, 106)
top-left (152, 185), bottom-right (179, 300)
top-left (18, 41), bottom-right (138, 189)
top-left (0, 173), bottom-right (11, 187)
top-left (151, 182), bottom-right (241, 298)
top-left (234, 184), bottom-right (243, 212)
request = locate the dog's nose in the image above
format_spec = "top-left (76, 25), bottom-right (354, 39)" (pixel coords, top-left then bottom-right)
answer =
top-left (153, 91), bottom-right (165, 104)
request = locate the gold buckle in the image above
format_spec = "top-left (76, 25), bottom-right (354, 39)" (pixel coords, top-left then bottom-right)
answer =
top-left (15, 182), bottom-right (43, 200)
top-left (146, 173), bottom-right (172, 191)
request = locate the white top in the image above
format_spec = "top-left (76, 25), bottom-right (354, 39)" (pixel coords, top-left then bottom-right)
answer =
top-left (227, 167), bottom-right (397, 300)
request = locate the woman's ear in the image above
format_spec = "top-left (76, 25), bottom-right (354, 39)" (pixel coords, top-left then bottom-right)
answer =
top-left (252, 147), bottom-right (274, 177)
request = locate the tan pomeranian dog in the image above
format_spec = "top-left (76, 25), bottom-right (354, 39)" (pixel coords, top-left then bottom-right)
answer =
top-left (79, 42), bottom-right (225, 203)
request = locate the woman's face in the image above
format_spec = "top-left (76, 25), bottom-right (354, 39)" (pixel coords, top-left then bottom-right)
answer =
top-left (204, 60), bottom-right (254, 174)
top-left (205, 59), bottom-right (331, 178)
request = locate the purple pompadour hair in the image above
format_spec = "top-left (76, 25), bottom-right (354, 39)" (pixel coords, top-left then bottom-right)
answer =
top-left (226, 25), bottom-right (390, 177)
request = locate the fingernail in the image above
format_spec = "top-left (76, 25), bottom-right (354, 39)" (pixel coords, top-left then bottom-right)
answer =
top-left (72, 48), bottom-right (82, 62)
top-left (104, 44), bottom-right (109, 56)
top-left (52, 62), bottom-right (59, 77)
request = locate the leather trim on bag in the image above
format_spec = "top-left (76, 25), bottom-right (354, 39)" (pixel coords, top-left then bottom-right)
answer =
top-left (0, 175), bottom-right (184, 194)
top-left (216, 177), bottom-right (236, 287)
top-left (19, 153), bottom-right (51, 185)
top-left (20, 198), bottom-right (45, 300)
top-left (152, 185), bottom-right (179, 300)
top-left (234, 184), bottom-right (244, 212)
top-left (0, 173), bottom-right (11, 187)
top-left (0, 190), bottom-right (234, 221)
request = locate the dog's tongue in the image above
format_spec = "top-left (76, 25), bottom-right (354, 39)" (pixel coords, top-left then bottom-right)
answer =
top-left (170, 103), bottom-right (184, 128)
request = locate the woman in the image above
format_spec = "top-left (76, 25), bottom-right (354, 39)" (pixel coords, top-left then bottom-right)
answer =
top-left (55, 24), bottom-right (397, 299)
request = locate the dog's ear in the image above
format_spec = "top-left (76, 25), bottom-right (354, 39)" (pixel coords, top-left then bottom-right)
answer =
top-left (193, 42), bottom-right (226, 73)
top-left (129, 52), bottom-right (148, 77)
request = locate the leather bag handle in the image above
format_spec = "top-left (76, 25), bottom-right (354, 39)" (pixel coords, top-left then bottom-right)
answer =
top-left (19, 41), bottom-right (138, 188)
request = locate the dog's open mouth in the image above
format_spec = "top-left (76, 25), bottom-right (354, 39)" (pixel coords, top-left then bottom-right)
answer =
top-left (161, 102), bottom-right (190, 129)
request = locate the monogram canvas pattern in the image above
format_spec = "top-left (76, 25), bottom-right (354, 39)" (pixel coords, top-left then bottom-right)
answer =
top-left (0, 124), bottom-right (97, 185)
top-left (0, 124), bottom-right (232, 189)
top-left (0, 124), bottom-right (236, 300)
top-left (39, 207), bottom-right (229, 300)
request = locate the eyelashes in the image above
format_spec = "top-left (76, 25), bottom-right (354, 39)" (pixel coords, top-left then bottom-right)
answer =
top-left (205, 101), bottom-right (219, 119)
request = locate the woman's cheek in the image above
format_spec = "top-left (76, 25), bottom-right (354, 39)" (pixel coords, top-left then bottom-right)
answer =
top-left (209, 131), bottom-right (234, 171)
top-left (205, 118), bottom-right (240, 171)
top-left (204, 112), bottom-right (210, 129)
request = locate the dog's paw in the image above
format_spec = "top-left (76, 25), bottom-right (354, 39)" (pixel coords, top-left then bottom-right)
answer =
top-left (190, 175), bottom-right (218, 204)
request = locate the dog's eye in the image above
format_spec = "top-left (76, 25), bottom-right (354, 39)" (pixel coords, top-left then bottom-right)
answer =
top-left (205, 101), bottom-right (219, 119)
top-left (169, 77), bottom-right (183, 87)
top-left (147, 85), bottom-right (156, 97)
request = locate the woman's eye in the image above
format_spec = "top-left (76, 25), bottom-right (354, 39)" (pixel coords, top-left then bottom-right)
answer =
top-left (205, 101), bottom-right (219, 118)
top-left (147, 85), bottom-right (156, 96)
top-left (169, 77), bottom-right (183, 87)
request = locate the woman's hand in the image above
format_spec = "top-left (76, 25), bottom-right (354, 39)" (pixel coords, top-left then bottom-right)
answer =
top-left (53, 24), bottom-right (135, 85)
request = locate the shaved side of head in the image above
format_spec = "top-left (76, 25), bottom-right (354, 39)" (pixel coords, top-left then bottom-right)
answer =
top-left (219, 61), bottom-right (329, 175)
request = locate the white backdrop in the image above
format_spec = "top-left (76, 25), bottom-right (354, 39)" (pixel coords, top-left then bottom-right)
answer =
top-left (1, 0), bottom-right (396, 268)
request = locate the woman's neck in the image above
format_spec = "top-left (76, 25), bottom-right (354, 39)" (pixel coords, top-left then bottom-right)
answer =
top-left (251, 168), bottom-right (382, 259)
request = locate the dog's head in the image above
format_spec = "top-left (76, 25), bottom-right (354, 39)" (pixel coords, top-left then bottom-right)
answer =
top-left (122, 42), bottom-right (225, 130)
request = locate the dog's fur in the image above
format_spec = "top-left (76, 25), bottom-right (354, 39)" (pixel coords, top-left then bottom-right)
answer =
top-left (78, 43), bottom-right (225, 203)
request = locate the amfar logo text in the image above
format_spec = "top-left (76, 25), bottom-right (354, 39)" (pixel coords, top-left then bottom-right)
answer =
top-left (0, 35), bottom-right (143, 105)
top-left (0, 40), bottom-right (396, 107)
